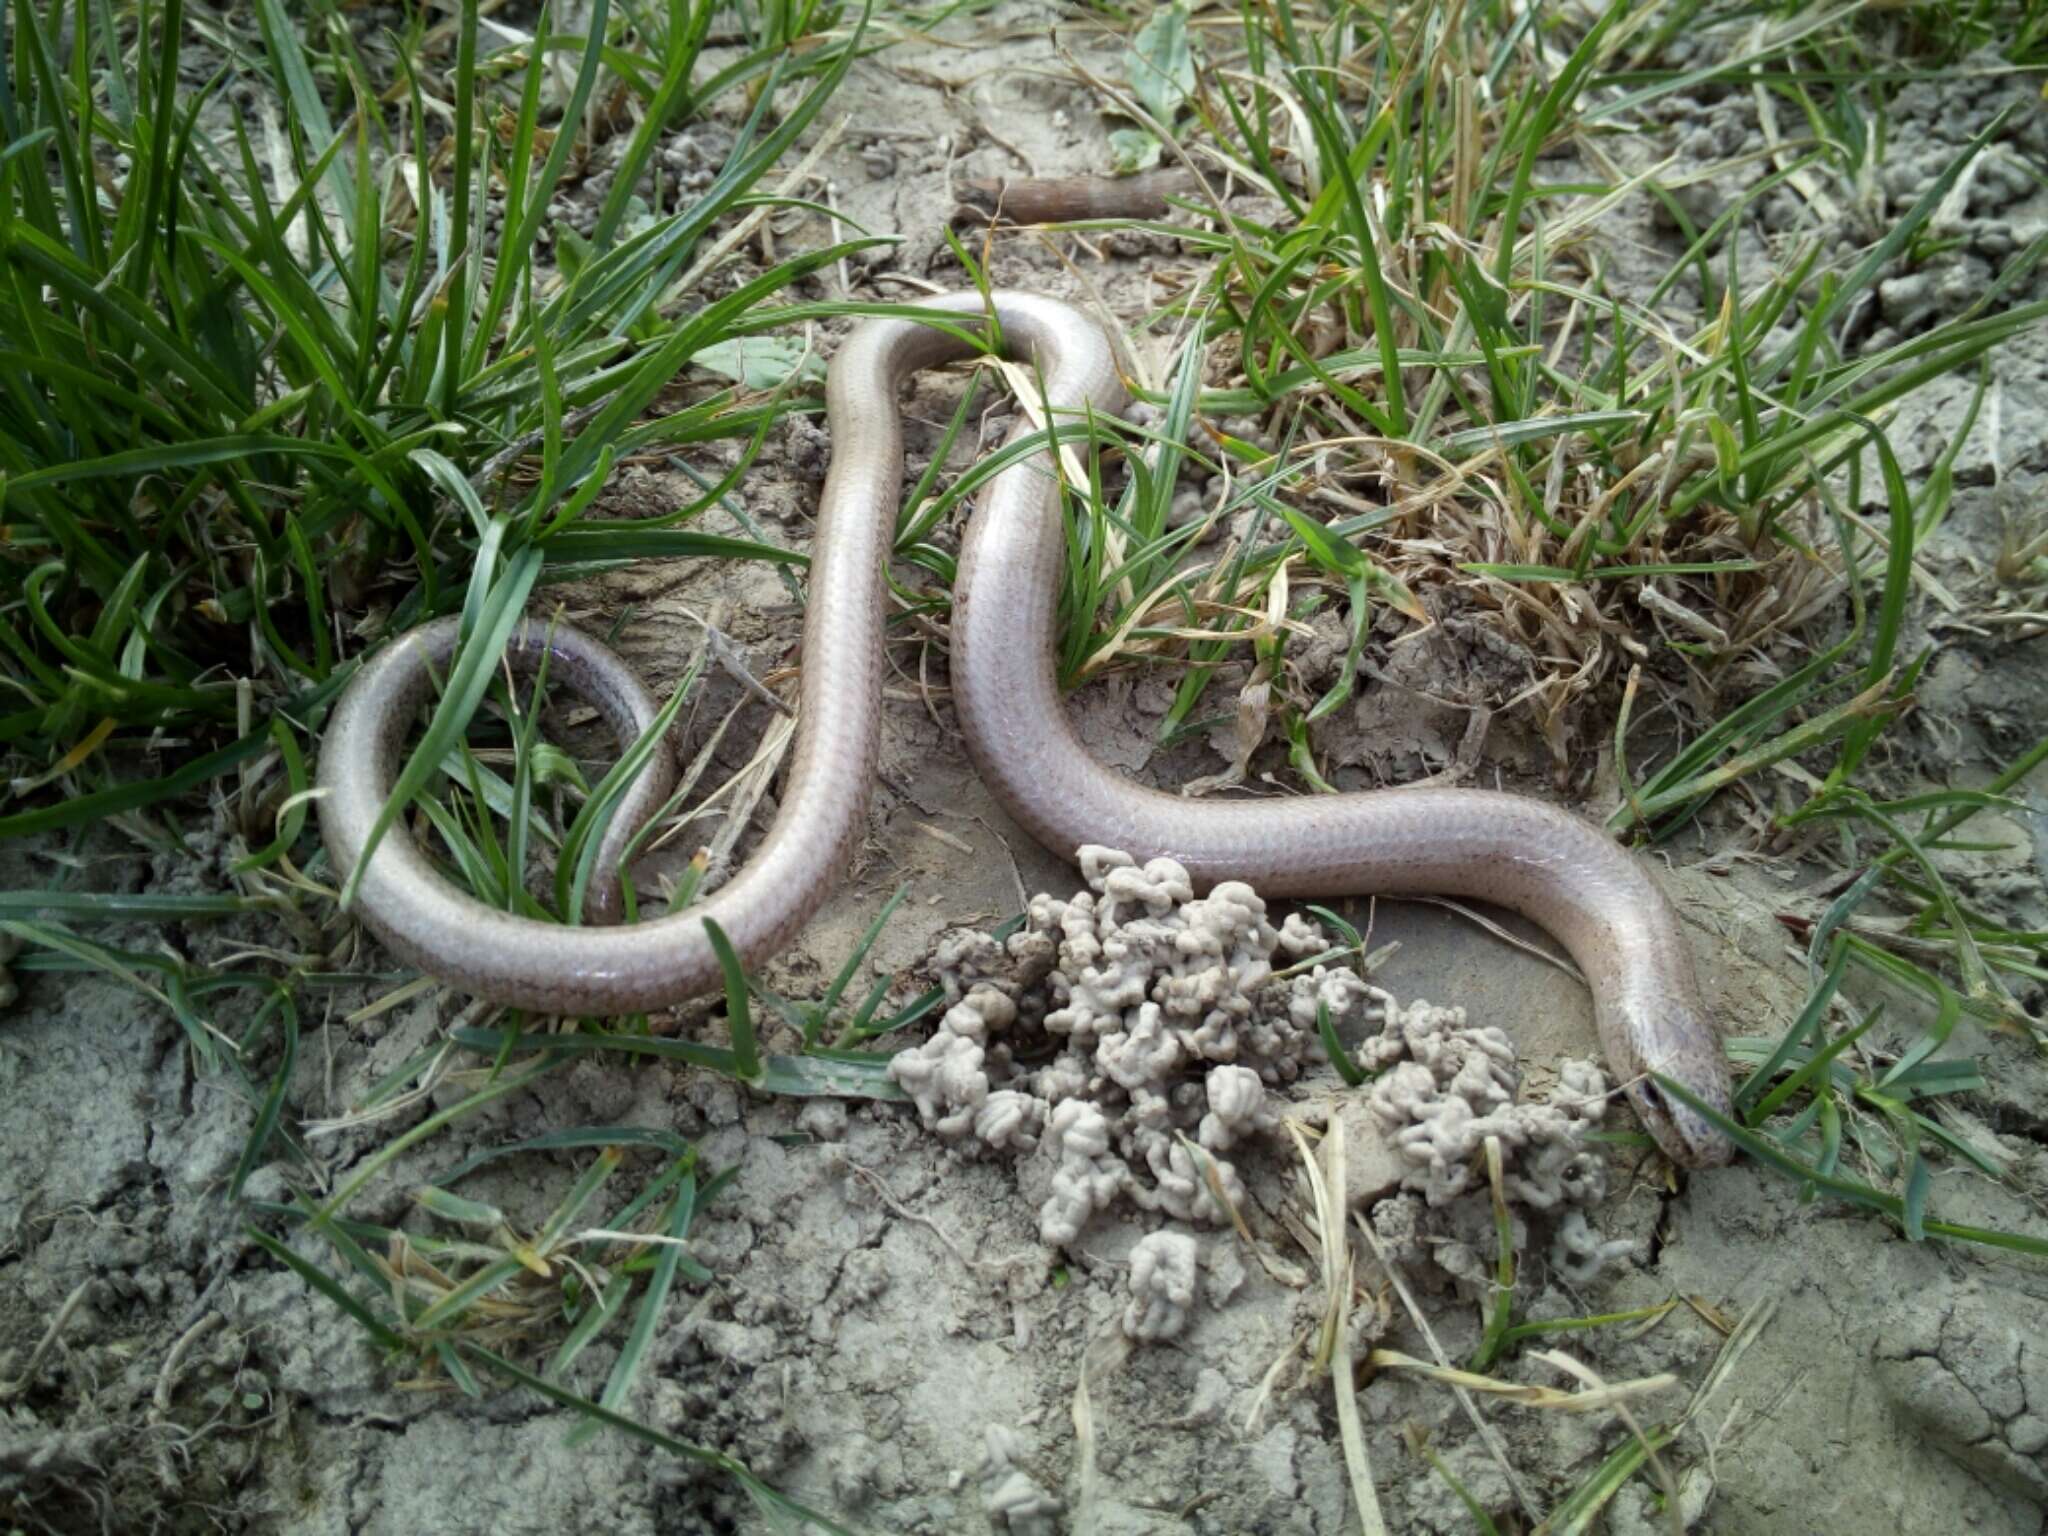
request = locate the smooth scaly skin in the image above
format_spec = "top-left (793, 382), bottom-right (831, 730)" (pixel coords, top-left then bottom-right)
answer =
top-left (317, 290), bottom-right (1736, 1167)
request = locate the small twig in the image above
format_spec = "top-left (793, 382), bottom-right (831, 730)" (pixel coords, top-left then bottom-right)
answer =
top-left (343, 974), bottom-right (438, 1027)
top-left (845, 1161), bottom-right (1041, 1284)
top-left (1051, 33), bottom-right (1226, 217)
top-left (1365, 1346), bottom-right (1679, 1414)
top-left (869, 271), bottom-right (950, 295)
top-left (1069, 1329), bottom-right (1126, 1536)
top-left (666, 117), bottom-right (850, 300)
top-left (823, 179), bottom-right (853, 299)
top-left (1638, 583), bottom-right (1731, 647)
top-left (151, 1312), bottom-right (223, 1418)
top-left (1680, 1295), bottom-right (1778, 1432)
top-left (914, 822), bottom-right (975, 855)
top-left (698, 712), bottom-right (797, 874)
top-left (304, 1036), bottom-right (463, 1138)
top-left (1288, 1118), bottom-right (1389, 1536)
top-left (669, 606), bottom-right (794, 719)
top-left (470, 399), bottom-right (612, 497)
top-left (970, 815), bottom-right (1032, 917)
top-left (1401, 896), bottom-right (1587, 984)
top-left (1354, 1213), bottom-right (1543, 1522)
top-left (1538, 1349), bottom-right (1685, 1536)
top-left (0, 1278), bottom-right (93, 1400)
top-left (967, 80), bottom-right (1040, 177)
top-left (1400, 706), bottom-right (1493, 792)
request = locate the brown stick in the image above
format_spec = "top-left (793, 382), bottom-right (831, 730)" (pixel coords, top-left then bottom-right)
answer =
top-left (952, 168), bottom-right (1199, 226)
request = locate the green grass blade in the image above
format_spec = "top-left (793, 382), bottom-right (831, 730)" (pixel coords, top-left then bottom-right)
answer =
top-left (702, 918), bottom-right (762, 1081)
top-left (336, 550), bottom-right (543, 910)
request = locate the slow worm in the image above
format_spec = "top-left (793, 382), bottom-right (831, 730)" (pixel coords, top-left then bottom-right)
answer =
top-left (318, 290), bottom-right (1735, 1168)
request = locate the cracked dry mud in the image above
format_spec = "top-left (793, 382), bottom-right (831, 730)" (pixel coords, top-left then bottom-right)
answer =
top-left (5, 6), bottom-right (2048, 1535)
